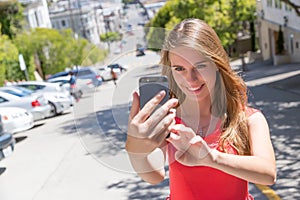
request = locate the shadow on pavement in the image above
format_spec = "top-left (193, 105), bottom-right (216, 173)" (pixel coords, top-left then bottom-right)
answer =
top-left (107, 169), bottom-right (170, 200)
top-left (248, 74), bottom-right (300, 199)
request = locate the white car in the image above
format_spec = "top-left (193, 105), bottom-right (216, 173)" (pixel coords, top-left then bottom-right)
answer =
top-left (0, 107), bottom-right (34, 134)
top-left (16, 81), bottom-right (69, 95)
top-left (0, 91), bottom-right (51, 121)
top-left (0, 86), bottom-right (73, 118)
top-left (98, 63), bottom-right (127, 81)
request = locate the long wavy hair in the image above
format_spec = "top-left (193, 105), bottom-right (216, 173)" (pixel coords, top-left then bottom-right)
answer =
top-left (160, 18), bottom-right (250, 155)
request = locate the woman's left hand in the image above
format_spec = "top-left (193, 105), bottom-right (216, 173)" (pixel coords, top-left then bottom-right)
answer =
top-left (166, 124), bottom-right (214, 166)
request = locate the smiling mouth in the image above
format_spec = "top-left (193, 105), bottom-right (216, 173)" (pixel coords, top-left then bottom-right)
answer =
top-left (187, 83), bottom-right (205, 92)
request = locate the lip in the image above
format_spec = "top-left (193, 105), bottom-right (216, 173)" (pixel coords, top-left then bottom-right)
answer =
top-left (186, 83), bottom-right (205, 94)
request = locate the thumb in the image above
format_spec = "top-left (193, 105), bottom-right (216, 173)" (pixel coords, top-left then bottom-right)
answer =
top-left (174, 150), bottom-right (185, 162)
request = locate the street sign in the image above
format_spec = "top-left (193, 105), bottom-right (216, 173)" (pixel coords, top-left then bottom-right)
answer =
top-left (19, 54), bottom-right (26, 71)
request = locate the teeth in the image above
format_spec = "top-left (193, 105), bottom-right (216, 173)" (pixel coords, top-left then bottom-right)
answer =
top-left (188, 88), bottom-right (199, 91)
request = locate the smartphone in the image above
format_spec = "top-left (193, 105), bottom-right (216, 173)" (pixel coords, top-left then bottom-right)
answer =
top-left (139, 75), bottom-right (169, 110)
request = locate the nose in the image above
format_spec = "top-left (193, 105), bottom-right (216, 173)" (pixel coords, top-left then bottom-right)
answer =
top-left (186, 68), bottom-right (201, 83)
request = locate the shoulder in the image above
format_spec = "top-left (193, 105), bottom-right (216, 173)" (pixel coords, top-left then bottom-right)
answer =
top-left (244, 106), bottom-right (260, 118)
top-left (244, 106), bottom-right (268, 129)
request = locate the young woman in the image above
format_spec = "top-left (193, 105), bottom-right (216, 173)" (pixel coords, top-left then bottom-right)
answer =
top-left (126, 18), bottom-right (276, 199)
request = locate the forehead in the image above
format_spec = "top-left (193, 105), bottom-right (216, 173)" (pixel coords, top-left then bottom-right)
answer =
top-left (169, 46), bottom-right (206, 65)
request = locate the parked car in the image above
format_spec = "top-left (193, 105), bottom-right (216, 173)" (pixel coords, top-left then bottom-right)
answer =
top-left (47, 67), bottom-right (103, 88)
top-left (16, 81), bottom-right (68, 95)
top-left (0, 85), bottom-right (73, 118)
top-left (0, 116), bottom-right (15, 161)
top-left (0, 91), bottom-right (51, 121)
top-left (46, 76), bottom-right (83, 98)
top-left (0, 107), bottom-right (34, 134)
top-left (136, 44), bottom-right (146, 57)
top-left (98, 63), bottom-right (127, 81)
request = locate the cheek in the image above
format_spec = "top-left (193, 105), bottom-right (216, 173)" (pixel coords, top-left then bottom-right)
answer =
top-left (172, 71), bottom-right (185, 89)
top-left (202, 71), bottom-right (217, 91)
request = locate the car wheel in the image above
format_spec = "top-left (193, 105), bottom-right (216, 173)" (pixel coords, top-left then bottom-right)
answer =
top-left (48, 102), bottom-right (57, 117)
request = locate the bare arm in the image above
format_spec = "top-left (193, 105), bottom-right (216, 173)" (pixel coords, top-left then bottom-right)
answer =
top-left (127, 145), bottom-right (167, 184)
top-left (126, 91), bottom-right (177, 184)
top-left (167, 111), bottom-right (276, 185)
top-left (210, 111), bottom-right (276, 185)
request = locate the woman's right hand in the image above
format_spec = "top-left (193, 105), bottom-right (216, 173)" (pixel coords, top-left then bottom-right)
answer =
top-left (126, 91), bottom-right (178, 155)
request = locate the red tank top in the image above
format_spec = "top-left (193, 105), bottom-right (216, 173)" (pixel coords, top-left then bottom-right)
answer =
top-left (167, 107), bottom-right (259, 200)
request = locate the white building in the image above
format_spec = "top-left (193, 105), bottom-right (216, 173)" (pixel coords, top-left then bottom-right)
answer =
top-left (20, 0), bottom-right (52, 29)
top-left (257, 0), bottom-right (300, 65)
top-left (49, 0), bottom-right (123, 45)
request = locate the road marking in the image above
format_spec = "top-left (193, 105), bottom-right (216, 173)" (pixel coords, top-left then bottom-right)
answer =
top-left (255, 184), bottom-right (281, 200)
top-left (246, 70), bottom-right (300, 87)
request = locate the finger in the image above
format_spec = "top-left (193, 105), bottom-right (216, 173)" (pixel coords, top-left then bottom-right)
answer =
top-left (137, 90), bottom-right (168, 122)
top-left (148, 99), bottom-right (178, 124)
top-left (148, 111), bottom-right (176, 142)
top-left (174, 150), bottom-right (186, 163)
top-left (129, 91), bottom-right (140, 120)
top-left (169, 124), bottom-right (195, 138)
top-left (189, 136), bottom-right (203, 144)
top-left (145, 99), bottom-right (178, 129)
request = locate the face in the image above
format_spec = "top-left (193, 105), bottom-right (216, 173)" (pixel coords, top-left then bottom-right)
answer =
top-left (169, 46), bottom-right (218, 102)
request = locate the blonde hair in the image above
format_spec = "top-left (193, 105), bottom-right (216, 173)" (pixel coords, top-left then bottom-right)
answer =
top-left (160, 18), bottom-right (250, 155)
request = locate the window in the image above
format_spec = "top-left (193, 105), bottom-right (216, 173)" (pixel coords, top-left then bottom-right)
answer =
top-left (275, 0), bottom-right (282, 9)
top-left (267, 0), bottom-right (272, 7)
top-left (61, 20), bottom-right (66, 27)
top-left (0, 97), bottom-right (8, 103)
top-left (284, 3), bottom-right (293, 11)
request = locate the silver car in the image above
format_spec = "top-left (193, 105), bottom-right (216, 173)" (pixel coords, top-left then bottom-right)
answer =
top-left (0, 86), bottom-right (73, 118)
top-left (0, 107), bottom-right (34, 134)
top-left (0, 91), bottom-right (51, 121)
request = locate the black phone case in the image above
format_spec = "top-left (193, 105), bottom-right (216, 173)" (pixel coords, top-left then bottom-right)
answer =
top-left (139, 76), bottom-right (169, 110)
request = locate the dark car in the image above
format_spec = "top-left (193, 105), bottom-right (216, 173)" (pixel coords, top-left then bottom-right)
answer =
top-left (47, 67), bottom-right (103, 87)
top-left (136, 44), bottom-right (146, 57)
top-left (0, 114), bottom-right (15, 161)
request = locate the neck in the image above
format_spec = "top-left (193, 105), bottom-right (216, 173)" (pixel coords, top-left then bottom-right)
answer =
top-left (176, 95), bottom-right (213, 136)
top-left (178, 95), bottom-right (211, 118)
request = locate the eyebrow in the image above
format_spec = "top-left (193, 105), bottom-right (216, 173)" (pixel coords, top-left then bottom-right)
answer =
top-left (171, 60), bottom-right (207, 68)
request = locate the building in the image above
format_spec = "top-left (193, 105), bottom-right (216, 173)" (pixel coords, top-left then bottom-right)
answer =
top-left (49, 0), bottom-right (123, 45)
top-left (19, 0), bottom-right (52, 29)
top-left (257, 0), bottom-right (300, 65)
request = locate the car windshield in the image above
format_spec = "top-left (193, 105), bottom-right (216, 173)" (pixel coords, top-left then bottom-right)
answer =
top-left (12, 86), bottom-right (34, 95)
top-left (0, 86), bottom-right (33, 97)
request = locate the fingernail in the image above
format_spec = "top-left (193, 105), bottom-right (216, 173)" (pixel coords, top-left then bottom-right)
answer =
top-left (158, 90), bottom-right (165, 97)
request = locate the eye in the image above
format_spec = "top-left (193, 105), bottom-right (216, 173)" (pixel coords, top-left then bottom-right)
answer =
top-left (173, 65), bottom-right (185, 71)
top-left (195, 64), bottom-right (206, 69)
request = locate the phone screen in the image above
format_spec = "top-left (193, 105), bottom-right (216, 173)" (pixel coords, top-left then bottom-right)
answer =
top-left (139, 76), bottom-right (169, 110)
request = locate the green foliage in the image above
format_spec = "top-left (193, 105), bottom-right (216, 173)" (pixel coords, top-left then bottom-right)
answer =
top-left (0, 34), bottom-right (27, 85)
top-left (276, 26), bottom-right (284, 54)
top-left (81, 44), bottom-right (108, 66)
top-left (0, 1), bottom-right (25, 39)
top-left (100, 32), bottom-right (122, 43)
top-left (146, 0), bottom-right (256, 51)
top-left (15, 28), bottom-right (107, 79)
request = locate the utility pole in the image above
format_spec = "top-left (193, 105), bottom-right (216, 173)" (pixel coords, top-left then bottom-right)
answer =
top-left (68, 0), bottom-right (75, 33)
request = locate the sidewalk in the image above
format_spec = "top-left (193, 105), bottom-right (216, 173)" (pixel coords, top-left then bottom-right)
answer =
top-left (239, 59), bottom-right (300, 200)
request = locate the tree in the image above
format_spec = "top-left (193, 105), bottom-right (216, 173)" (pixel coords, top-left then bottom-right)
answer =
top-left (15, 28), bottom-right (107, 79)
top-left (100, 31), bottom-right (122, 50)
top-left (280, 0), bottom-right (300, 16)
top-left (146, 0), bottom-right (256, 53)
top-left (276, 25), bottom-right (284, 54)
top-left (0, 33), bottom-right (32, 85)
top-left (0, 1), bottom-right (24, 39)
